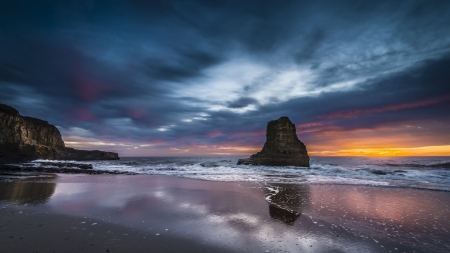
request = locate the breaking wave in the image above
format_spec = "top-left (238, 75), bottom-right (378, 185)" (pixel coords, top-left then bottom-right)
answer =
top-left (26, 156), bottom-right (450, 191)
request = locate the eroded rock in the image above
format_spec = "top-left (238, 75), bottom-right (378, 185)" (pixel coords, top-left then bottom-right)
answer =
top-left (237, 116), bottom-right (309, 167)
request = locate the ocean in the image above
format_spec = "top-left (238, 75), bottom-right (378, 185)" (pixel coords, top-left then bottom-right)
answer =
top-left (31, 156), bottom-right (450, 191)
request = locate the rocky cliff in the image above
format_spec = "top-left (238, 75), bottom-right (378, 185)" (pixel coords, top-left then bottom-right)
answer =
top-left (237, 116), bottom-right (309, 167)
top-left (0, 104), bottom-right (119, 163)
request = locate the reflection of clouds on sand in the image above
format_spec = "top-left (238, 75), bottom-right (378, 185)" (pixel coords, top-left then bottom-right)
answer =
top-left (53, 183), bottom-right (90, 197)
top-left (52, 182), bottom-right (121, 208)
top-left (339, 189), bottom-right (438, 223)
top-left (179, 202), bottom-right (208, 215)
top-left (227, 213), bottom-right (259, 226)
top-left (155, 190), bottom-right (305, 250)
top-left (45, 176), bottom-right (331, 252)
top-left (308, 185), bottom-right (449, 224)
top-left (147, 188), bottom-right (264, 234)
top-left (304, 185), bottom-right (450, 252)
top-left (51, 176), bottom-right (162, 210)
top-left (152, 189), bottom-right (175, 202)
top-left (38, 175), bottom-right (450, 253)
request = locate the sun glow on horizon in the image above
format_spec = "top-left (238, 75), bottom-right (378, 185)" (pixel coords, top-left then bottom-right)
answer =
top-left (62, 120), bottom-right (450, 157)
top-left (309, 145), bottom-right (450, 156)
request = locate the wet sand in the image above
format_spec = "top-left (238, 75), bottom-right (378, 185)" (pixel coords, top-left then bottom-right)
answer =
top-left (1, 173), bottom-right (450, 253)
top-left (0, 208), bottom-right (239, 253)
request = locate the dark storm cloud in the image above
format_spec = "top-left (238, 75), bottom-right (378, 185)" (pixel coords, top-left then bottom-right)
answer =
top-left (139, 49), bottom-right (223, 83)
top-left (294, 29), bottom-right (326, 64)
top-left (1, 0), bottom-right (450, 154)
top-left (276, 54), bottom-right (450, 129)
top-left (227, 97), bottom-right (259, 109)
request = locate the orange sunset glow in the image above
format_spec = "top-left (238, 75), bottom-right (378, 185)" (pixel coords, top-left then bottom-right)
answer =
top-left (302, 126), bottom-right (450, 156)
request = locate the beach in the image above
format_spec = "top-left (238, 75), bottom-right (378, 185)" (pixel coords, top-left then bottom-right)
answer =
top-left (1, 173), bottom-right (450, 253)
top-left (2, 1), bottom-right (450, 252)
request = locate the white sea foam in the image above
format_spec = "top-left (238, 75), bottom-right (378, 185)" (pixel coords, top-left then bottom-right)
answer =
top-left (28, 157), bottom-right (450, 191)
top-left (265, 186), bottom-right (280, 202)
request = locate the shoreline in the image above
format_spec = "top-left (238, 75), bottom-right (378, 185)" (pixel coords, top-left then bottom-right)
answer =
top-left (1, 166), bottom-right (450, 193)
top-left (1, 173), bottom-right (449, 253)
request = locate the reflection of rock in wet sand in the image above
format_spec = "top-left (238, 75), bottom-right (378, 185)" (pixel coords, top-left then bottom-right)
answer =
top-left (0, 178), bottom-right (56, 204)
top-left (265, 184), bottom-right (309, 225)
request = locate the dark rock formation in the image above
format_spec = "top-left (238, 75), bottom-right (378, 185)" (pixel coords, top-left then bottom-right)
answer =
top-left (61, 148), bottom-right (119, 161)
top-left (0, 104), bottom-right (119, 163)
top-left (0, 164), bottom-right (135, 175)
top-left (237, 116), bottom-right (309, 167)
top-left (39, 162), bottom-right (93, 170)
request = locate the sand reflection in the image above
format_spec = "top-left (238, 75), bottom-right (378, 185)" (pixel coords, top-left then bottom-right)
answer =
top-left (4, 175), bottom-right (448, 253)
top-left (308, 185), bottom-right (450, 227)
top-left (0, 176), bottom-right (56, 204)
top-left (265, 183), bottom-right (310, 225)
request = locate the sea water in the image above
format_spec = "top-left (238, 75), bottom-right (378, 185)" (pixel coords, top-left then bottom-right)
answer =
top-left (31, 156), bottom-right (450, 191)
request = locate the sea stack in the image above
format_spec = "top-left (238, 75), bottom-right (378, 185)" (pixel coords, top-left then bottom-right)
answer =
top-left (237, 116), bottom-right (309, 167)
top-left (0, 104), bottom-right (119, 163)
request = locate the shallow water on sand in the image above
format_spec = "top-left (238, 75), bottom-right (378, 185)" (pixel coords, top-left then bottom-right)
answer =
top-left (1, 174), bottom-right (450, 253)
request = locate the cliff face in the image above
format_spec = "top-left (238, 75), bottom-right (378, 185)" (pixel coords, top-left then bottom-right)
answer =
top-left (0, 105), bottom-right (65, 149)
top-left (0, 104), bottom-right (119, 163)
top-left (237, 116), bottom-right (309, 167)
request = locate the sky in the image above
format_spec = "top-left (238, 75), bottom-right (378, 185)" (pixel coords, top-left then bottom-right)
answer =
top-left (1, 0), bottom-right (450, 157)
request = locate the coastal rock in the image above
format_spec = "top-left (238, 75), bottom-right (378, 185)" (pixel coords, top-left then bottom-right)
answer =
top-left (60, 148), bottom-right (119, 161)
top-left (0, 104), bottom-right (119, 163)
top-left (237, 116), bottom-right (309, 167)
top-left (0, 164), bottom-right (135, 175)
top-left (39, 162), bottom-right (93, 170)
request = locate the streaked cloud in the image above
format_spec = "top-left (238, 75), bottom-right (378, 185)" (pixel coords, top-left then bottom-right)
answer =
top-left (318, 95), bottom-right (450, 119)
top-left (1, 0), bottom-right (450, 156)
